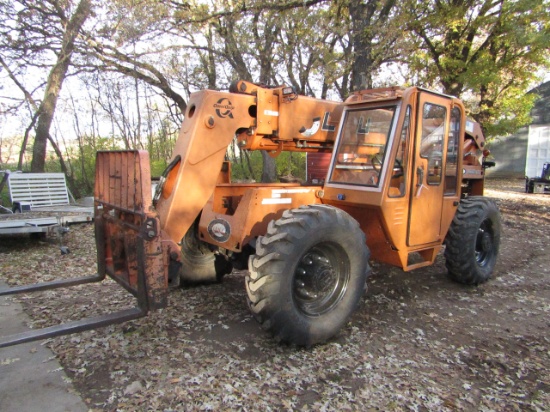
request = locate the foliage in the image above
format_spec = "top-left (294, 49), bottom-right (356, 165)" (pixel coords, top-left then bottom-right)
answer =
top-left (227, 148), bottom-right (307, 183)
top-left (230, 150), bottom-right (263, 182)
top-left (406, 0), bottom-right (550, 136)
top-left (0, 0), bottom-right (549, 181)
top-left (65, 136), bottom-right (123, 194)
top-left (275, 152), bottom-right (307, 181)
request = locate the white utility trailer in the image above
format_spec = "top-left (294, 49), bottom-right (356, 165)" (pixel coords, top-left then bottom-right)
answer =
top-left (0, 172), bottom-right (93, 235)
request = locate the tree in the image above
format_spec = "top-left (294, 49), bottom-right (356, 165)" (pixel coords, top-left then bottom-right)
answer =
top-left (0, 0), bottom-right (93, 173)
top-left (347, 0), bottom-right (399, 91)
top-left (31, 0), bottom-right (93, 172)
top-left (406, 0), bottom-right (550, 136)
top-left (209, 7), bottom-right (281, 181)
top-left (12, 0), bottom-right (546, 188)
top-left (0, 0), bottom-right (94, 195)
top-left (0, 3), bottom-right (92, 196)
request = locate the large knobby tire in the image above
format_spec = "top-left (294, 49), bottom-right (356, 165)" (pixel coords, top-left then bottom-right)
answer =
top-left (444, 197), bottom-right (501, 285)
top-left (246, 205), bottom-right (370, 346)
top-left (180, 224), bottom-right (232, 284)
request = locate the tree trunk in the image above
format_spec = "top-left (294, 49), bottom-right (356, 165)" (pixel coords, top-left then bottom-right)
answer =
top-left (349, 0), bottom-right (375, 91)
top-left (30, 0), bottom-right (92, 172)
top-left (47, 134), bottom-right (82, 198)
top-left (261, 151), bottom-right (277, 183)
top-left (18, 111), bottom-right (39, 170)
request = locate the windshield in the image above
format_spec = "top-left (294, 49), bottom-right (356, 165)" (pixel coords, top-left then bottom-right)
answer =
top-left (330, 106), bottom-right (396, 187)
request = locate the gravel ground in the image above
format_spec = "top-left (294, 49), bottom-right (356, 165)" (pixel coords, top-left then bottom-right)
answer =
top-left (0, 178), bottom-right (548, 411)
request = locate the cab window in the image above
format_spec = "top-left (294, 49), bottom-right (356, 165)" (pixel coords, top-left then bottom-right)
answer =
top-left (388, 105), bottom-right (410, 197)
top-left (330, 107), bottom-right (396, 187)
top-left (420, 103), bottom-right (446, 185)
top-left (444, 107), bottom-right (461, 195)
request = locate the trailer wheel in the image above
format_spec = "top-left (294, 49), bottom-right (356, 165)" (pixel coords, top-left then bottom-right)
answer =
top-left (444, 197), bottom-right (501, 285)
top-left (180, 223), bottom-right (232, 283)
top-left (246, 205), bottom-right (370, 346)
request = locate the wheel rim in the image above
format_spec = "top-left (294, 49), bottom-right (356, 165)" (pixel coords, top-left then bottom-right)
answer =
top-left (292, 242), bottom-right (350, 316)
top-left (475, 220), bottom-right (493, 267)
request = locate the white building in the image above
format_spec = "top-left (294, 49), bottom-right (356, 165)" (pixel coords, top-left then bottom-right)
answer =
top-left (487, 81), bottom-right (550, 179)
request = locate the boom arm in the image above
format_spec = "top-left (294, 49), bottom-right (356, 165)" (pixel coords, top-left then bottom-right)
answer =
top-left (155, 81), bottom-right (339, 245)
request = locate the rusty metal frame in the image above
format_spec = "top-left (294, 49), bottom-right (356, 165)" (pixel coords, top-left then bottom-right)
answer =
top-left (94, 150), bottom-right (168, 310)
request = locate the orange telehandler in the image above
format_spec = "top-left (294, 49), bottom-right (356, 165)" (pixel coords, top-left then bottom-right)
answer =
top-left (0, 81), bottom-right (500, 347)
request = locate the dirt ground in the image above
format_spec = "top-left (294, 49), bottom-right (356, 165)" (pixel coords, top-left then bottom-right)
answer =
top-left (0, 178), bottom-right (548, 411)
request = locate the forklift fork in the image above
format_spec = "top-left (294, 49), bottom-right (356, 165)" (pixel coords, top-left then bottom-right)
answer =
top-left (0, 272), bottom-right (146, 348)
top-left (0, 150), bottom-right (169, 348)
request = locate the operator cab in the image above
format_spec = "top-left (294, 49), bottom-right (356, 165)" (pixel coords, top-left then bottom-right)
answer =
top-left (322, 87), bottom-right (466, 269)
top-left (325, 87), bottom-right (462, 202)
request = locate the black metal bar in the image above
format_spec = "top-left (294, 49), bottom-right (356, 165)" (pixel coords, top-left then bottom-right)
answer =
top-left (0, 273), bottom-right (105, 297)
top-left (99, 211), bottom-right (142, 231)
top-left (0, 307), bottom-right (145, 348)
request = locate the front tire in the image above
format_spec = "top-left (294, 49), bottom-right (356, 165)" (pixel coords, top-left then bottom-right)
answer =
top-left (444, 197), bottom-right (501, 285)
top-left (246, 205), bottom-right (370, 346)
top-left (180, 223), bottom-right (232, 283)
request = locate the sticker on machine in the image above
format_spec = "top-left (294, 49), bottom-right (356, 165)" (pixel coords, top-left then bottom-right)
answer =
top-left (299, 117), bottom-right (321, 137)
top-left (271, 188), bottom-right (311, 195)
top-left (262, 198), bottom-right (292, 205)
top-left (261, 188), bottom-right (312, 205)
top-left (207, 219), bottom-right (231, 243)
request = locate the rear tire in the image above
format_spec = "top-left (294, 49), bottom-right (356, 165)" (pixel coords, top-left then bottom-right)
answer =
top-left (246, 205), bottom-right (370, 346)
top-left (444, 197), bottom-right (501, 285)
top-left (180, 223), bottom-right (232, 283)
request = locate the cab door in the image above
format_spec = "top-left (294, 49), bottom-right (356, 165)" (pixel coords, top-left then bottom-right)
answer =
top-left (408, 92), bottom-right (451, 246)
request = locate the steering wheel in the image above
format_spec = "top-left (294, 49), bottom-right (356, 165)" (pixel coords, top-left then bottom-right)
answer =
top-left (392, 158), bottom-right (404, 178)
top-left (371, 152), bottom-right (384, 172)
